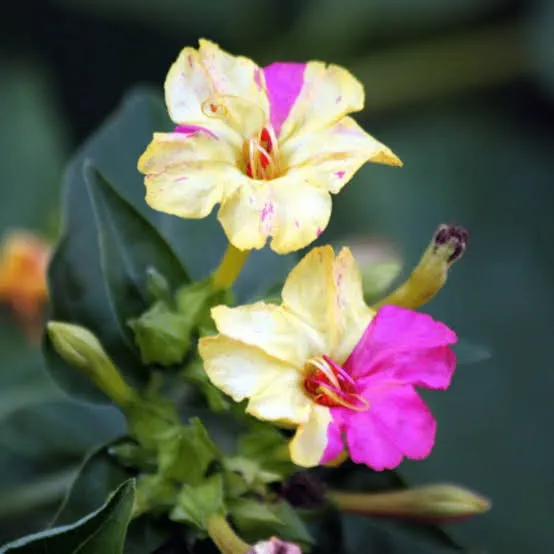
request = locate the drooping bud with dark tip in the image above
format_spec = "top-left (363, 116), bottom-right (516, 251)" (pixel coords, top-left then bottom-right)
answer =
top-left (375, 224), bottom-right (469, 310)
top-left (433, 224), bottom-right (469, 264)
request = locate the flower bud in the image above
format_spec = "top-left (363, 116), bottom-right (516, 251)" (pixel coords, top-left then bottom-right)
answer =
top-left (330, 484), bottom-right (490, 521)
top-left (47, 321), bottom-right (138, 406)
top-left (375, 224), bottom-right (468, 309)
top-left (248, 537), bottom-right (302, 554)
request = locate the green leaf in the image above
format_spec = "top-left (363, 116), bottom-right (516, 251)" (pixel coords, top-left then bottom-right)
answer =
top-left (85, 163), bottom-right (189, 341)
top-left (44, 88), bottom-right (177, 403)
top-left (237, 426), bottom-right (295, 479)
top-left (229, 498), bottom-right (282, 538)
top-left (158, 418), bottom-right (220, 485)
top-left (170, 474), bottom-right (226, 530)
top-left (53, 441), bottom-right (173, 554)
top-left (128, 301), bottom-right (191, 366)
top-left (53, 441), bottom-right (133, 526)
top-left (0, 479), bottom-right (135, 554)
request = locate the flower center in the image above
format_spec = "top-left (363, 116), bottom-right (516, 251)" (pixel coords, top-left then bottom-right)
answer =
top-left (243, 125), bottom-right (281, 180)
top-left (303, 355), bottom-right (368, 411)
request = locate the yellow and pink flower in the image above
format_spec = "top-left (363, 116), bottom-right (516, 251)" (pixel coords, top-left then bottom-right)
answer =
top-left (199, 246), bottom-right (457, 470)
top-left (138, 40), bottom-right (401, 254)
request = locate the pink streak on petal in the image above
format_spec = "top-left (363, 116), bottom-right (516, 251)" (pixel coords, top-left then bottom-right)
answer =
top-left (294, 220), bottom-right (300, 228)
top-left (335, 170), bottom-right (346, 179)
top-left (174, 124), bottom-right (217, 139)
top-left (254, 67), bottom-right (263, 90)
top-left (344, 305), bottom-right (457, 389)
top-left (336, 385), bottom-right (436, 470)
top-left (320, 417), bottom-right (345, 464)
top-left (260, 201), bottom-right (274, 223)
top-left (316, 227), bottom-right (323, 237)
top-left (263, 62), bottom-right (306, 136)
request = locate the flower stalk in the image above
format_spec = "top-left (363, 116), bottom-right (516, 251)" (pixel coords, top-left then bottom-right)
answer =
top-left (207, 514), bottom-right (251, 554)
top-left (212, 244), bottom-right (249, 290)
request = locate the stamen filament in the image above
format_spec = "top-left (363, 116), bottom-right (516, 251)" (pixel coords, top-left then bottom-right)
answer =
top-left (317, 385), bottom-right (369, 411)
top-left (323, 355), bottom-right (357, 386)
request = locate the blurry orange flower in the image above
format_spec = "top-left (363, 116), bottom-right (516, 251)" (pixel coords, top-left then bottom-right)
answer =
top-left (0, 230), bottom-right (51, 339)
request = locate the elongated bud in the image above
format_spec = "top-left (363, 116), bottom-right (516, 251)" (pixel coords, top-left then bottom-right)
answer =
top-left (47, 321), bottom-right (138, 407)
top-left (375, 224), bottom-right (468, 309)
top-left (329, 484), bottom-right (490, 521)
top-left (248, 537), bottom-right (301, 554)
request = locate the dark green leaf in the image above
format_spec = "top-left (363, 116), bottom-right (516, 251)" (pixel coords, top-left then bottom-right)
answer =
top-left (44, 88), bottom-right (176, 403)
top-left (85, 164), bottom-right (189, 341)
top-left (0, 480), bottom-right (135, 554)
top-left (53, 442), bottom-right (172, 554)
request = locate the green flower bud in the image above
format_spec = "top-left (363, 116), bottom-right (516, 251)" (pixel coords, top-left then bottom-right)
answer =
top-left (128, 301), bottom-right (191, 366)
top-left (47, 321), bottom-right (138, 407)
top-left (330, 483), bottom-right (490, 520)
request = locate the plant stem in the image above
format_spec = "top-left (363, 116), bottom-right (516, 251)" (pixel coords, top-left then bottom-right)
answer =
top-left (212, 244), bottom-right (249, 290)
top-left (206, 514), bottom-right (251, 554)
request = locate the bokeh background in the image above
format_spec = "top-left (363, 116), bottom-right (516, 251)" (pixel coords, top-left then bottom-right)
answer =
top-left (1, 0), bottom-right (554, 552)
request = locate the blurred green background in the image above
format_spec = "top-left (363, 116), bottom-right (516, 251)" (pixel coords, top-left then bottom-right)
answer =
top-left (1, 0), bottom-right (553, 552)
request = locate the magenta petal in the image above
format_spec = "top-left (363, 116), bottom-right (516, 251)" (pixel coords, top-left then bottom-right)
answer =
top-left (344, 305), bottom-right (457, 389)
top-left (343, 385), bottom-right (436, 470)
top-left (320, 416), bottom-right (344, 464)
top-left (263, 62), bottom-right (306, 136)
top-left (174, 124), bottom-right (217, 139)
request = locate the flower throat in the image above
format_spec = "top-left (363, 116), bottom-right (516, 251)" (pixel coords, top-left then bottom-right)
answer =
top-left (303, 355), bottom-right (368, 411)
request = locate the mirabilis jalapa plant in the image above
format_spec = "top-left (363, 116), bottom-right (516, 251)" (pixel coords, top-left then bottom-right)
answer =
top-left (3, 39), bottom-right (489, 554)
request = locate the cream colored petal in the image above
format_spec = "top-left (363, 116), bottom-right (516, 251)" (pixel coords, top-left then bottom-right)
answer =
top-left (331, 248), bottom-right (375, 364)
top-left (198, 39), bottom-right (269, 115)
top-left (164, 47), bottom-right (235, 142)
top-left (138, 131), bottom-right (237, 173)
top-left (281, 117), bottom-right (401, 194)
top-left (165, 40), bottom-right (270, 143)
top-left (217, 182), bottom-right (269, 250)
top-left (278, 62), bottom-right (364, 142)
top-left (281, 246), bottom-right (337, 351)
top-left (199, 335), bottom-right (294, 403)
top-left (144, 162), bottom-right (248, 219)
top-left (247, 369), bottom-right (312, 425)
top-left (211, 303), bottom-right (324, 367)
top-left (288, 405), bottom-right (332, 467)
top-left (268, 173), bottom-right (332, 254)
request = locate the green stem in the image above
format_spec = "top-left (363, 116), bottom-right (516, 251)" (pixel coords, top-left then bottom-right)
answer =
top-left (206, 514), bottom-right (251, 554)
top-left (212, 244), bottom-right (249, 290)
